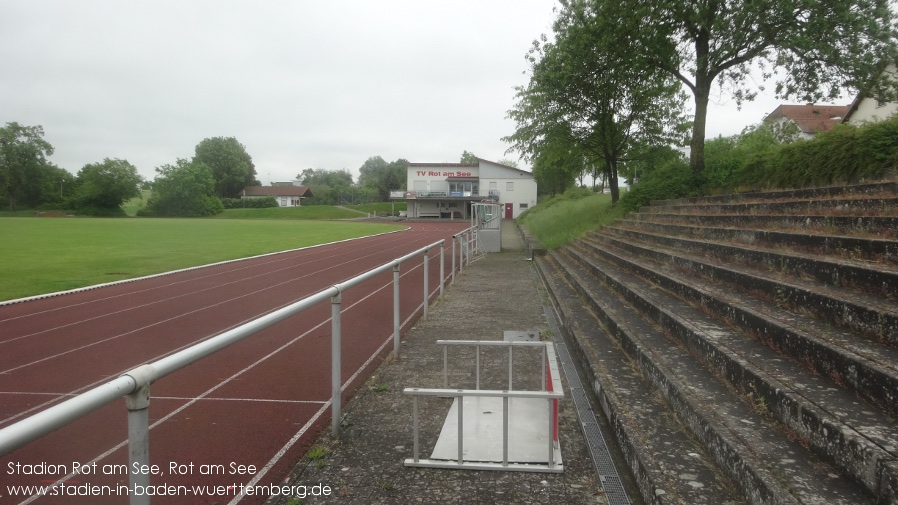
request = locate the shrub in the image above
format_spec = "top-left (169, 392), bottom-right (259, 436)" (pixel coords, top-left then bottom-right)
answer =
top-left (221, 196), bottom-right (278, 209)
top-left (618, 158), bottom-right (695, 214)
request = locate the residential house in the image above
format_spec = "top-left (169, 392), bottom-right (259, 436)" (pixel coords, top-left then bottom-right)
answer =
top-left (241, 184), bottom-right (313, 207)
top-left (842, 63), bottom-right (898, 125)
top-left (764, 104), bottom-right (850, 140)
top-left (393, 158), bottom-right (537, 220)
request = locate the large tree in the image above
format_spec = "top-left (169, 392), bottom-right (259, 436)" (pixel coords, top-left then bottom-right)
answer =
top-left (459, 151), bottom-right (478, 164)
top-left (193, 137), bottom-right (258, 198)
top-left (615, 0), bottom-right (898, 173)
top-left (506, 0), bottom-right (689, 203)
top-left (297, 168), bottom-right (354, 204)
top-left (142, 159), bottom-right (223, 217)
top-left (357, 156), bottom-right (407, 201)
top-left (72, 158), bottom-right (142, 213)
top-left (0, 122), bottom-right (54, 211)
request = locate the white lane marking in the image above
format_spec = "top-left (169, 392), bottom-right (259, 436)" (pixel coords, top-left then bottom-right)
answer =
top-left (11, 258), bottom-right (440, 505)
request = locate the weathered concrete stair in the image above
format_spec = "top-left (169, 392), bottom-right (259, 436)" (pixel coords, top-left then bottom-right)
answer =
top-left (534, 182), bottom-right (898, 505)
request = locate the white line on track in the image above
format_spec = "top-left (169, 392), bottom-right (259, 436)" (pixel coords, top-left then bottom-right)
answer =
top-left (10, 260), bottom-right (445, 505)
top-left (0, 231), bottom-right (445, 373)
top-left (0, 230), bottom-right (419, 346)
top-left (0, 236), bottom-right (448, 426)
top-left (0, 229), bottom-right (408, 311)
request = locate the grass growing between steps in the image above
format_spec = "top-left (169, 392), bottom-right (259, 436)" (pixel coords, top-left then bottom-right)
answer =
top-left (518, 189), bottom-right (623, 248)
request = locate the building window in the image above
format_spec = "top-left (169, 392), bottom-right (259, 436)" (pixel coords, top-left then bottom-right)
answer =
top-left (506, 182), bottom-right (514, 192)
top-left (520, 203), bottom-right (528, 209)
top-left (449, 181), bottom-right (479, 196)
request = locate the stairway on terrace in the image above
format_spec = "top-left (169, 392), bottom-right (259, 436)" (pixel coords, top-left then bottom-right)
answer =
top-left (534, 182), bottom-right (898, 505)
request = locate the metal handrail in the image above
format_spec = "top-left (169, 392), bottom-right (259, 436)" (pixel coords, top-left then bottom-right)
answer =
top-left (0, 239), bottom-right (446, 505)
top-left (404, 341), bottom-right (564, 471)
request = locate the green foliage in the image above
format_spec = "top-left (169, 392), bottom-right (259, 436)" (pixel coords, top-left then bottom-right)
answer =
top-left (298, 168), bottom-right (355, 205)
top-left (140, 159), bottom-right (224, 217)
top-left (504, 0), bottom-right (689, 203)
top-left (357, 156), bottom-right (406, 201)
top-left (193, 137), bottom-right (258, 198)
top-left (0, 122), bottom-right (56, 211)
top-left (596, 0), bottom-right (898, 173)
top-left (697, 117), bottom-right (898, 191)
top-left (459, 150), bottom-right (478, 163)
top-left (618, 158), bottom-right (695, 214)
top-left (519, 190), bottom-right (620, 248)
top-left (221, 196), bottom-right (278, 209)
top-left (72, 158), bottom-right (142, 213)
top-left (214, 205), bottom-right (367, 220)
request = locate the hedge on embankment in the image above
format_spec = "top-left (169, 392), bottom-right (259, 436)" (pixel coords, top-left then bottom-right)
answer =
top-left (619, 116), bottom-right (898, 214)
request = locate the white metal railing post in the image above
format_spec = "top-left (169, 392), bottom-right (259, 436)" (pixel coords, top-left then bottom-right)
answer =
top-left (123, 365), bottom-right (155, 505)
top-left (412, 395), bottom-right (420, 462)
top-left (443, 344), bottom-right (448, 387)
top-left (423, 249), bottom-right (430, 319)
top-left (439, 243), bottom-right (445, 297)
top-left (548, 399), bottom-right (555, 468)
top-left (502, 396), bottom-right (509, 466)
top-left (393, 264), bottom-right (401, 356)
top-left (457, 394), bottom-right (464, 465)
top-left (457, 235), bottom-right (464, 275)
top-left (331, 291), bottom-right (342, 437)
top-left (451, 236), bottom-right (456, 283)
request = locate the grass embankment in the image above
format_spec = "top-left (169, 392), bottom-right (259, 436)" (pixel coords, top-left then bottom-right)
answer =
top-left (0, 218), bottom-right (403, 301)
top-left (518, 189), bottom-right (624, 249)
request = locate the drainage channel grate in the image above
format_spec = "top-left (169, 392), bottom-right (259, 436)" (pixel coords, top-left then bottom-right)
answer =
top-left (554, 339), bottom-right (632, 505)
top-left (540, 298), bottom-right (632, 505)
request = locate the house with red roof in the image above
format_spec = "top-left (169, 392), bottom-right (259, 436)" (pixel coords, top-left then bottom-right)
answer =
top-left (764, 104), bottom-right (850, 140)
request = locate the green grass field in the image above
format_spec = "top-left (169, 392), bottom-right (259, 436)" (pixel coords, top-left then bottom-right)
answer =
top-left (0, 218), bottom-right (404, 301)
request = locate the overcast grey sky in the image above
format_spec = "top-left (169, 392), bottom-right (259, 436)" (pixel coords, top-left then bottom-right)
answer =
top-left (2, 1), bottom-right (791, 184)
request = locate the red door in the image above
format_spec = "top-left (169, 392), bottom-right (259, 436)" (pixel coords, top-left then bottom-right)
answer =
top-left (504, 203), bottom-right (513, 219)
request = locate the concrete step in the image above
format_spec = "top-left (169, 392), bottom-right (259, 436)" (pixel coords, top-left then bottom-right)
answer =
top-left (600, 225), bottom-right (898, 302)
top-left (541, 250), bottom-right (876, 504)
top-left (617, 218), bottom-right (898, 264)
top-left (631, 213), bottom-right (898, 240)
top-left (653, 182), bottom-right (898, 206)
top-left (581, 232), bottom-right (898, 410)
top-left (586, 229), bottom-right (898, 355)
top-left (536, 254), bottom-right (749, 505)
top-left (563, 238), bottom-right (898, 500)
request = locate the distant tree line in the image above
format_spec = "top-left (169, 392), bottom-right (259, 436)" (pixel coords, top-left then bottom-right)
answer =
top-left (1, 122), bottom-right (412, 217)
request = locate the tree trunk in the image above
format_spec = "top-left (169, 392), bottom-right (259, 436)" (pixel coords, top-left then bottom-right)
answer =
top-left (690, 81), bottom-right (711, 175)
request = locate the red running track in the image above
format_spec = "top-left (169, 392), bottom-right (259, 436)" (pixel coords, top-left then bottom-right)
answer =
top-left (0, 222), bottom-right (468, 504)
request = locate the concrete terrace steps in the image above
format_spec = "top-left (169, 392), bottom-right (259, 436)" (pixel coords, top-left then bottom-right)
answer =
top-left (630, 213), bottom-right (898, 240)
top-left (563, 240), bottom-right (898, 495)
top-left (534, 181), bottom-right (898, 505)
top-left (616, 218), bottom-right (898, 263)
top-left (537, 254), bottom-right (750, 505)
top-left (600, 225), bottom-right (898, 302)
top-left (541, 250), bottom-right (873, 505)
top-left (586, 229), bottom-right (898, 356)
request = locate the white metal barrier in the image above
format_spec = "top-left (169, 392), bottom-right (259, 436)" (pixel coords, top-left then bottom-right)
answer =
top-left (404, 340), bottom-right (564, 473)
top-left (0, 239), bottom-right (446, 505)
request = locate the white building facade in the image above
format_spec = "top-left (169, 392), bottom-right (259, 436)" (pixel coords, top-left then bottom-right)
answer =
top-left (395, 158), bottom-right (537, 220)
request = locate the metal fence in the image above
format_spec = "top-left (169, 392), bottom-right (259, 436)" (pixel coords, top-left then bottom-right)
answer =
top-left (403, 340), bottom-right (564, 472)
top-left (0, 239), bottom-right (448, 505)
